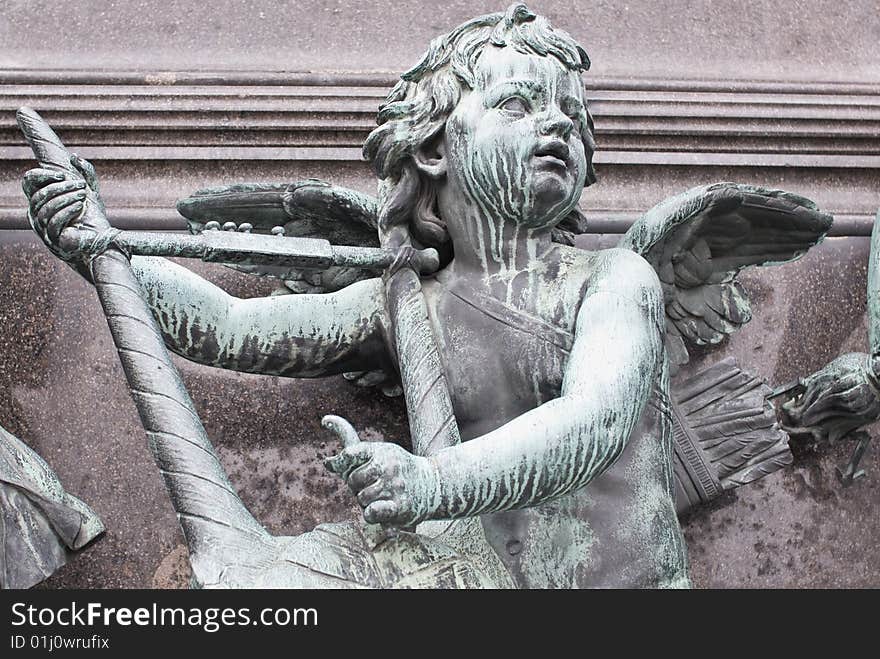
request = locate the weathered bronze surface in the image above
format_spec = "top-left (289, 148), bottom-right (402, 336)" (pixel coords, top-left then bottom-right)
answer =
top-left (773, 211), bottom-right (880, 484)
top-left (11, 4), bottom-right (874, 588)
top-left (0, 424), bottom-right (103, 589)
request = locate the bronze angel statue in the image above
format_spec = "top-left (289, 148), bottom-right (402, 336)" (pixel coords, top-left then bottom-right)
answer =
top-left (19, 5), bottom-right (834, 588)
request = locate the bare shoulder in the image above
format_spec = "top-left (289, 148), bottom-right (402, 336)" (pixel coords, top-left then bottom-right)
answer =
top-left (550, 245), bottom-right (661, 304)
top-left (583, 248), bottom-right (662, 304)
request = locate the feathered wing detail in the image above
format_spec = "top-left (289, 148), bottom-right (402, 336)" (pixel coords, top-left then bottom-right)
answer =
top-left (176, 179), bottom-right (584, 288)
top-left (0, 425), bottom-right (104, 588)
top-left (671, 357), bottom-right (792, 515)
top-left (620, 183), bottom-right (833, 369)
top-left (176, 180), bottom-right (380, 293)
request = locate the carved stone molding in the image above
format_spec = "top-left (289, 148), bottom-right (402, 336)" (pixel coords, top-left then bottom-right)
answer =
top-left (2, 70), bottom-right (878, 234)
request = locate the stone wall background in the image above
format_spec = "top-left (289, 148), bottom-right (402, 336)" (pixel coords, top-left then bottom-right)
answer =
top-left (0, 1), bottom-right (878, 588)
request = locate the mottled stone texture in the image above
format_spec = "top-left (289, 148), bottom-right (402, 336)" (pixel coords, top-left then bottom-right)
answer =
top-left (2, 0), bottom-right (878, 83)
top-left (679, 237), bottom-right (880, 588)
top-left (0, 232), bottom-right (875, 588)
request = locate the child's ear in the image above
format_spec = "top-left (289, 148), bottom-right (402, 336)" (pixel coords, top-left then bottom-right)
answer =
top-left (413, 136), bottom-right (447, 179)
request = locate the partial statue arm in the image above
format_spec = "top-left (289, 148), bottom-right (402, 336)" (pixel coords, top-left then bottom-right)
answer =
top-left (130, 256), bottom-right (389, 377)
top-left (22, 162), bottom-right (391, 379)
top-left (777, 209), bottom-right (880, 444)
top-left (428, 249), bottom-right (664, 517)
top-left (326, 249), bottom-right (665, 525)
top-left (1, 424), bottom-right (104, 588)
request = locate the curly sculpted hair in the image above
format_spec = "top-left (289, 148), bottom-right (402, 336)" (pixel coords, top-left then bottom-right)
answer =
top-left (363, 4), bottom-right (597, 252)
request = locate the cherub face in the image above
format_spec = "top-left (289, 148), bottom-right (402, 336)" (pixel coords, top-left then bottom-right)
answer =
top-left (444, 45), bottom-right (589, 230)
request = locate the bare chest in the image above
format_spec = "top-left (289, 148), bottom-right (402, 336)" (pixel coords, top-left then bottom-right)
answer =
top-left (422, 273), bottom-right (585, 439)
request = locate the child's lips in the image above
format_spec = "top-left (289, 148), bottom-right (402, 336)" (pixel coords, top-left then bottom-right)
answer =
top-left (533, 140), bottom-right (570, 172)
top-left (534, 154), bottom-right (568, 171)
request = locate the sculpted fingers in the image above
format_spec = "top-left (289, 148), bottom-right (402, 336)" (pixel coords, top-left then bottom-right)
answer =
top-left (30, 179), bottom-right (85, 218)
top-left (348, 461), bottom-right (381, 492)
top-left (323, 443), bottom-right (373, 480)
top-left (356, 479), bottom-right (391, 507)
top-left (48, 202), bottom-right (87, 245)
top-left (363, 500), bottom-right (400, 525)
top-left (35, 188), bottom-right (86, 237)
top-left (321, 414), bottom-right (361, 448)
top-left (22, 168), bottom-right (64, 198)
top-left (323, 435), bottom-right (436, 527)
top-left (70, 154), bottom-right (99, 193)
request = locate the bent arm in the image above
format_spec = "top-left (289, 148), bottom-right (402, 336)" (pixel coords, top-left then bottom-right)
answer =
top-left (427, 250), bottom-right (665, 519)
top-left (130, 256), bottom-right (390, 377)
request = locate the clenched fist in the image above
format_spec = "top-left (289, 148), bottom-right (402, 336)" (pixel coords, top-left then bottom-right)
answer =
top-left (22, 154), bottom-right (110, 265)
top-left (778, 352), bottom-right (880, 443)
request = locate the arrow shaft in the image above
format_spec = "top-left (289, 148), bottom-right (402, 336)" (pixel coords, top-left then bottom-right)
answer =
top-left (60, 227), bottom-right (439, 274)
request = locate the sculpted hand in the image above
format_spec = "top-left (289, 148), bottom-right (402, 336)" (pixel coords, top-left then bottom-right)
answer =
top-left (778, 352), bottom-right (880, 443)
top-left (22, 154), bottom-right (110, 264)
top-left (321, 415), bottom-right (440, 527)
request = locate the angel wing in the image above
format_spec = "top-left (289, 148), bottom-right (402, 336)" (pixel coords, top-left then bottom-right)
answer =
top-left (619, 182), bottom-right (833, 369)
top-left (176, 179), bottom-right (588, 290)
top-left (176, 180), bottom-right (380, 293)
top-left (620, 183), bottom-right (833, 514)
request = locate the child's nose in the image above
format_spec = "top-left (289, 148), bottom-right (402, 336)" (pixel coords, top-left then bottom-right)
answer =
top-left (539, 106), bottom-right (574, 140)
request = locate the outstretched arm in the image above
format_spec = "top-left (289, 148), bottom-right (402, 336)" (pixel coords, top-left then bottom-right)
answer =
top-left (22, 164), bottom-right (391, 379)
top-left (327, 249), bottom-right (666, 525)
top-left (131, 256), bottom-right (390, 378)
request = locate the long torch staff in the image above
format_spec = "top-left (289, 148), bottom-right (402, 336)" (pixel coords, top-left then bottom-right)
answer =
top-left (17, 107), bottom-right (271, 582)
top-left (19, 107), bottom-right (464, 545)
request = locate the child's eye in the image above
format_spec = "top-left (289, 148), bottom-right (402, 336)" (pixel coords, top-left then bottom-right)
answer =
top-left (499, 97), bottom-right (529, 115)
